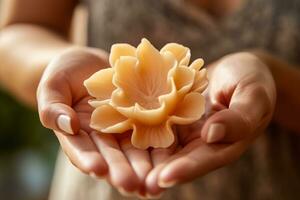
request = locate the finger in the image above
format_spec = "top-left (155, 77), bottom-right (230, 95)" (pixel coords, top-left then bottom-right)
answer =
top-left (55, 130), bottom-right (108, 177)
top-left (145, 136), bottom-right (178, 197)
top-left (144, 155), bottom-right (169, 198)
top-left (119, 137), bottom-right (152, 182)
top-left (77, 112), bottom-right (94, 133)
top-left (73, 97), bottom-right (94, 133)
top-left (37, 77), bottom-right (80, 135)
top-left (158, 138), bottom-right (247, 188)
top-left (202, 85), bottom-right (272, 143)
top-left (119, 137), bottom-right (152, 197)
top-left (90, 132), bottom-right (140, 193)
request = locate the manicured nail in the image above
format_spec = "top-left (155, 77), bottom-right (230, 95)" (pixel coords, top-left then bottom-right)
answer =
top-left (57, 115), bottom-right (73, 134)
top-left (158, 179), bottom-right (177, 188)
top-left (207, 123), bottom-right (225, 143)
top-left (118, 188), bottom-right (135, 197)
top-left (147, 192), bottom-right (163, 199)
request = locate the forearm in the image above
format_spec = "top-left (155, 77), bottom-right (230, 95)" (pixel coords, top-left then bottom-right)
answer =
top-left (252, 50), bottom-right (300, 133)
top-left (0, 24), bottom-right (73, 107)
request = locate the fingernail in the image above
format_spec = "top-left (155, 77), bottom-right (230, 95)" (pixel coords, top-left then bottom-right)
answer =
top-left (147, 192), bottom-right (163, 199)
top-left (118, 188), bottom-right (135, 197)
top-left (158, 179), bottom-right (177, 188)
top-left (207, 123), bottom-right (225, 143)
top-left (57, 115), bottom-right (73, 134)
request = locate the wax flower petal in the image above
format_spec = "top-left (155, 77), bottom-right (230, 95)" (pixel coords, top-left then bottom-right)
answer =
top-left (169, 65), bottom-right (196, 96)
top-left (112, 78), bottom-right (177, 125)
top-left (169, 92), bottom-right (205, 125)
top-left (115, 102), bottom-right (168, 125)
top-left (136, 39), bottom-right (174, 98)
top-left (84, 68), bottom-right (116, 102)
top-left (90, 104), bottom-right (132, 133)
top-left (189, 58), bottom-right (204, 71)
top-left (109, 43), bottom-right (136, 66)
top-left (191, 68), bottom-right (208, 93)
top-left (132, 122), bottom-right (174, 149)
top-left (84, 38), bottom-right (208, 149)
top-left (110, 88), bottom-right (134, 108)
top-left (161, 43), bottom-right (191, 65)
top-left (88, 99), bottom-right (110, 108)
top-left (113, 56), bottom-right (145, 106)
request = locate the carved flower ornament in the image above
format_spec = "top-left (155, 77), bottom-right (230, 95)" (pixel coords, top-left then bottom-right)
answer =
top-left (84, 39), bottom-right (208, 149)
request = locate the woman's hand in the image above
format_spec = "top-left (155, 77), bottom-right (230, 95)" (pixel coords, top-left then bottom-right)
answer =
top-left (145, 52), bottom-right (276, 196)
top-left (36, 47), bottom-right (153, 196)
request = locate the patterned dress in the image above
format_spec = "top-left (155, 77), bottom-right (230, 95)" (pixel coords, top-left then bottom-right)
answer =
top-left (50, 0), bottom-right (300, 199)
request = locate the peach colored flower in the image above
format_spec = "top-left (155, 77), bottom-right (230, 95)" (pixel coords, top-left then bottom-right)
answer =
top-left (84, 39), bottom-right (208, 149)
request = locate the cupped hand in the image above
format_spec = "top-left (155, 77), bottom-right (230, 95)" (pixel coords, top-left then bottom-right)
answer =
top-left (37, 49), bottom-right (276, 199)
top-left (36, 47), bottom-right (157, 196)
top-left (145, 52), bottom-right (276, 197)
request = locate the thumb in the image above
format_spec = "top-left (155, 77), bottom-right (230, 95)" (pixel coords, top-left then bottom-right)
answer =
top-left (201, 109), bottom-right (252, 143)
top-left (37, 78), bottom-right (80, 135)
top-left (202, 85), bottom-right (274, 143)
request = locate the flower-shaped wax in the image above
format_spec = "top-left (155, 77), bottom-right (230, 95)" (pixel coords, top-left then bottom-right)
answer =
top-left (84, 39), bottom-right (208, 149)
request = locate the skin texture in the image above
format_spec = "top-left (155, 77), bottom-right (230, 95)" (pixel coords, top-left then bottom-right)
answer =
top-left (1, 0), bottom-right (300, 198)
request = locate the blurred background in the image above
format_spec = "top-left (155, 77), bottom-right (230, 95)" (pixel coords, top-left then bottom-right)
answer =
top-left (0, 1), bottom-right (87, 199)
top-left (0, 91), bottom-right (58, 200)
